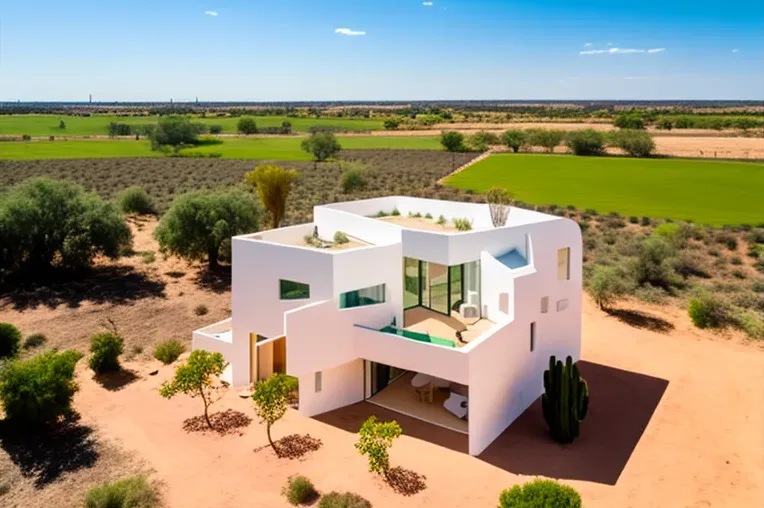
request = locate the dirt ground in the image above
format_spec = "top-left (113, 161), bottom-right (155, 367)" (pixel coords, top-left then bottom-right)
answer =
top-left (2, 220), bottom-right (763, 508)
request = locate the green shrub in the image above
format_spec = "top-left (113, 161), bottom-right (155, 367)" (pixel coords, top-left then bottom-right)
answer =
top-left (152, 339), bottom-right (185, 365)
top-left (141, 251), bottom-right (156, 264)
top-left (452, 218), bottom-right (473, 231)
top-left (437, 214), bottom-right (447, 225)
top-left (193, 304), bottom-right (209, 316)
top-left (565, 129), bottom-right (606, 156)
top-left (341, 167), bottom-right (367, 193)
top-left (85, 475), bottom-right (158, 508)
top-left (0, 323), bottom-right (22, 359)
top-left (334, 231), bottom-right (349, 244)
top-left (115, 186), bottom-right (155, 215)
top-left (499, 478), bottom-right (582, 508)
top-left (282, 476), bottom-right (318, 506)
top-left (23, 333), bottom-right (47, 350)
top-left (633, 237), bottom-right (679, 290)
top-left (688, 292), bottom-right (730, 329)
top-left (608, 129), bottom-right (656, 157)
top-left (756, 257), bottom-right (764, 274)
top-left (319, 492), bottom-right (372, 508)
top-left (633, 284), bottom-right (669, 304)
top-left (735, 311), bottom-right (764, 340)
top-left (89, 332), bottom-right (124, 373)
top-left (614, 112), bottom-right (646, 130)
top-left (0, 350), bottom-right (81, 429)
top-left (468, 130), bottom-right (501, 151)
top-left (391, 207), bottom-right (400, 216)
top-left (425, 212), bottom-right (433, 219)
top-left (502, 129), bottom-right (526, 153)
top-left (716, 233), bottom-right (738, 251)
top-left (237, 117), bottom-right (258, 135)
top-left (527, 129), bottom-right (565, 153)
top-left (587, 265), bottom-right (631, 309)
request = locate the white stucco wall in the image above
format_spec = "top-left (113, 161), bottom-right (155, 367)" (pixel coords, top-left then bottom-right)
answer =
top-left (466, 217), bottom-right (582, 456)
top-left (298, 359), bottom-right (365, 417)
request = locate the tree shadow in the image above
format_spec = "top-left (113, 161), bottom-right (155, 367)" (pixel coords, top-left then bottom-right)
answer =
top-left (94, 369), bottom-right (139, 391)
top-left (606, 308), bottom-right (675, 333)
top-left (0, 265), bottom-right (166, 311)
top-left (477, 361), bottom-right (669, 485)
top-left (182, 409), bottom-right (252, 436)
top-left (0, 421), bottom-right (99, 487)
top-left (385, 466), bottom-right (427, 496)
top-left (313, 402), bottom-right (468, 454)
top-left (165, 271), bottom-right (187, 279)
top-left (274, 434), bottom-right (323, 459)
top-left (193, 266), bottom-right (231, 294)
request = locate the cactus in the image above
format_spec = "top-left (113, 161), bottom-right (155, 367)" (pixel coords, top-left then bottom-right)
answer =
top-left (542, 355), bottom-right (589, 444)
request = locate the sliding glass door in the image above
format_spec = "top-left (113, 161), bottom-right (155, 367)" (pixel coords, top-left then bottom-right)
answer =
top-left (403, 257), bottom-right (473, 317)
top-left (428, 262), bottom-right (449, 314)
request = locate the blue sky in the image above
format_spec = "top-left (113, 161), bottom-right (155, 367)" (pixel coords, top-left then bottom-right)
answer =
top-left (1, 0), bottom-right (762, 101)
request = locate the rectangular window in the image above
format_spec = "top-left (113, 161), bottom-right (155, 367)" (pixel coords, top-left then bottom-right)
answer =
top-left (315, 371), bottom-right (322, 393)
top-left (557, 299), bottom-right (569, 312)
top-left (541, 296), bottom-right (549, 314)
top-left (557, 248), bottom-right (570, 281)
top-left (339, 283), bottom-right (386, 309)
top-left (279, 279), bottom-right (310, 300)
top-left (530, 322), bottom-right (536, 352)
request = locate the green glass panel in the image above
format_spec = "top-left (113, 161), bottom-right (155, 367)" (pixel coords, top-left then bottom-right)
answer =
top-left (279, 279), bottom-right (310, 300)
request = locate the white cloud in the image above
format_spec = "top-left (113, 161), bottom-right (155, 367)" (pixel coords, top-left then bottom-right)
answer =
top-left (423, 1), bottom-right (434, 5)
top-left (204, 10), bottom-right (218, 16)
top-left (606, 42), bottom-right (613, 46)
top-left (335, 28), bottom-right (366, 36)
top-left (580, 47), bottom-right (666, 55)
top-left (624, 76), bottom-right (649, 80)
top-left (584, 42), bottom-right (592, 47)
top-left (732, 48), bottom-right (739, 53)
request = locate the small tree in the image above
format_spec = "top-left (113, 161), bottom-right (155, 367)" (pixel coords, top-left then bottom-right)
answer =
top-left (587, 265), bottom-right (631, 310)
top-left (608, 129), bottom-right (656, 157)
top-left (154, 188), bottom-right (261, 269)
top-left (58, 120), bottom-right (67, 130)
top-left (440, 131), bottom-right (465, 169)
top-left (355, 416), bottom-right (402, 476)
top-left (502, 129), bottom-right (526, 153)
top-left (486, 187), bottom-right (513, 227)
top-left (528, 129), bottom-right (565, 153)
top-left (237, 117), bottom-right (258, 135)
top-left (633, 237), bottom-right (679, 289)
top-left (244, 164), bottom-right (298, 229)
top-left (383, 118), bottom-right (401, 130)
top-left (467, 130), bottom-right (500, 152)
top-left (0, 350), bottom-right (82, 430)
top-left (341, 165), bottom-right (367, 193)
top-left (301, 131), bottom-right (342, 167)
top-left (0, 322), bottom-right (22, 359)
top-left (614, 112), bottom-right (646, 130)
top-left (499, 479), bottom-right (582, 508)
top-left (565, 129), bottom-right (606, 156)
top-left (115, 185), bottom-right (155, 215)
top-left (251, 373), bottom-right (295, 457)
top-left (656, 118), bottom-right (673, 130)
top-left (159, 350), bottom-right (228, 430)
top-left (149, 115), bottom-right (200, 153)
top-left (542, 356), bottom-right (589, 444)
top-left (0, 178), bottom-right (131, 276)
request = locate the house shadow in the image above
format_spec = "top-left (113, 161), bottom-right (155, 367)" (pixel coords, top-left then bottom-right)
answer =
top-left (477, 361), bottom-right (669, 485)
top-left (606, 308), bottom-right (674, 334)
top-left (0, 265), bottom-right (165, 311)
top-left (0, 421), bottom-right (99, 487)
top-left (312, 401), bottom-right (468, 454)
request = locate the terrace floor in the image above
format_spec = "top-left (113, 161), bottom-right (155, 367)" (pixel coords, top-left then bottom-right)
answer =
top-left (368, 371), bottom-right (469, 434)
top-left (404, 307), bottom-right (494, 347)
top-left (377, 215), bottom-right (459, 232)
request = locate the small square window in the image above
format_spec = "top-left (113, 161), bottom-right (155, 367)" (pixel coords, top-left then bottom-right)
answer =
top-left (315, 371), bottom-right (322, 393)
top-left (280, 279), bottom-right (310, 300)
top-left (541, 297), bottom-right (549, 314)
top-left (556, 299), bottom-right (569, 312)
top-left (530, 322), bottom-right (536, 352)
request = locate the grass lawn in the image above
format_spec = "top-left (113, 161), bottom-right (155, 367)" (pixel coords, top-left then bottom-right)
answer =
top-left (445, 153), bottom-right (764, 225)
top-left (0, 136), bottom-right (441, 161)
top-left (0, 114), bottom-right (383, 136)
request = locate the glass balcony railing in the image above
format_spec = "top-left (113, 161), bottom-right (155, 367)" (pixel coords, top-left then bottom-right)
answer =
top-left (378, 325), bottom-right (456, 348)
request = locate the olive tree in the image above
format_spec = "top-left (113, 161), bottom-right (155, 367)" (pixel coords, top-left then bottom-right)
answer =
top-left (301, 131), bottom-right (342, 167)
top-left (154, 188), bottom-right (261, 269)
top-left (502, 129), bottom-right (526, 153)
top-left (608, 129), bottom-right (656, 157)
top-left (237, 117), bottom-right (258, 135)
top-left (440, 131), bottom-right (465, 170)
top-left (159, 350), bottom-right (228, 430)
top-left (587, 265), bottom-right (631, 310)
top-left (0, 178), bottom-right (131, 277)
top-left (244, 164), bottom-right (298, 229)
top-left (528, 129), bottom-right (565, 153)
top-left (251, 373), bottom-right (296, 457)
top-left (149, 116), bottom-right (200, 152)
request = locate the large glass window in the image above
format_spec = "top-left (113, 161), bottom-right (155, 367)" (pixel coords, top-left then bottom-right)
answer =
top-left (339, 284), bottom-right (386, 309)
top-left (403, 258), bottom-right (420, 309)
top-left (557, 248), bottom-right (570, 281)
top-left (279, 279), bottom-right (310, 300)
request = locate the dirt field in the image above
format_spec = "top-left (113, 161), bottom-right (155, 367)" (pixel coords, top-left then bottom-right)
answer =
top-left (1, 219), bottom-right (762, 507)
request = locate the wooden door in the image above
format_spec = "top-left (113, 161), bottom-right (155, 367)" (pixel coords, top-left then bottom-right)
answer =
top-left (273, 337), bottom-right (287, 374)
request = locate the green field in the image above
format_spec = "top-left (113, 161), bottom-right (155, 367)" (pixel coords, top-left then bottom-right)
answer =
top-left (0, 136), bottom-right (441, 160)
top-left (0, 114), bottom-right (384, 136)
top-left (445, 153), bottom-right (764, 225)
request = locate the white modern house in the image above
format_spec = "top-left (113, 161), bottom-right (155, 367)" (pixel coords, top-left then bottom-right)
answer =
top-left (193, 196), bottom-right (582, 456)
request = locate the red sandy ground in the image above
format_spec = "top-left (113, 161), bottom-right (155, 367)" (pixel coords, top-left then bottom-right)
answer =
top-left (67, 298), bottom-right (764, 508)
